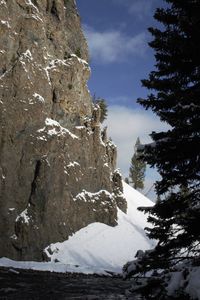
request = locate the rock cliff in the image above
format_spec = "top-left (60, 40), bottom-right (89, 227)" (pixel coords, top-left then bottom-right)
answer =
top-left (0, 0), bottom-right (126, 261)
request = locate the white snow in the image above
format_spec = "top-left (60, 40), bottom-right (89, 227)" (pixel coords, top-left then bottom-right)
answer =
top-left (167, 271), bottom-right (184, 296)
top-left (166, 265), bottom-right (200, 300)
top-left (45, 118), bottom-right (59, 127)
top-left (0, 257), bottom-right (108, 275)
top-left (21, 50), bottom-right (33, 62)
top-left (18, 50), bottom-right (33, 79)
top-left (43, 59), bottom-right (71, 85)
top-left (44, 59), bottom-right (68, 71)
top-left (8, 208), bottom-right (15, 212)
top-left (186, 267), bottom-right (200, 300)
top-left (70, 54), bottom-right (89, 67)
top-left (29, 13), bottom-right (43, 23)
top-left (45, 182), bottom-right (154, 273)
top-left (10, 234), bottom-right (17, 240)
top-left (0, 182), bottom-right (155, 275)
top-left (1, 20), bottom-right (11, 28)
top-left (73, 189), bottom-right (112, 203)
top-left (0, 0), bottom-right (7, 5)
top-left (33, 93), bottom-right (45, 103)
top-left (15, 209), bottom-right (30, 224)
top-left (37, 136), bottom-right (47, 141)
top-left (37, 118), bottom-right (79, 140)
top-left (25, 0), bottom-right (39, 12)
top-left (66, 161), bottom-right (80, 168)
top-left (75, 126), bottom-right (85, 130)
top-left (0, 66), bottom-right (12, 80)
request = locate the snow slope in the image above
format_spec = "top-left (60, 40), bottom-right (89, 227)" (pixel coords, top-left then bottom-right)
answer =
top-left (45, 181), bottom-right (155, 273)
top-left (0, 182), bottom-right (155, 274)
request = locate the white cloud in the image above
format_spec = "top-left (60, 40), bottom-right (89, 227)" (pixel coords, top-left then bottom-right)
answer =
top-left (104, 104), bottom-right (169, 200)
top-left (84, 25), bottom-right (147, 64)
top-left (108, 96), bottom-right (131, 105)
top-left (114, 0), bottom-right (158, 20)
top-left (129, 1), bottom-right (154, 18)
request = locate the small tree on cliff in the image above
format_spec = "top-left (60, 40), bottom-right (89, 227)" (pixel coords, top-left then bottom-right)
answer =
top-left (129, 137), bottom-right (146, 190)
top-left (92, 95), bottom-right (108, 123)
top-left (124, 177), bottom-right (130, 184)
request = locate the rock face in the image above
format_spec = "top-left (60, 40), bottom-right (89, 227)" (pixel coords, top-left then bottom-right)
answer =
top-left (0, 0), bottom-right (126, 261)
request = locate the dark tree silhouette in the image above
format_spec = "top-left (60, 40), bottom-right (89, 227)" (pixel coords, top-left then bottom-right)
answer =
top-left (127, 0), bottom-right (200, 286)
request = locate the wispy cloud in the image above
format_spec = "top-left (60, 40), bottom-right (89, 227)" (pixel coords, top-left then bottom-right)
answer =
top-left (84, 25), bottom-right (147, 64)
top-left (108, 96), bottom-right (132, 105)
top-left (114, 0), bottom-right (158, 20)
top-left (104, 104), bottom-right (169, 199)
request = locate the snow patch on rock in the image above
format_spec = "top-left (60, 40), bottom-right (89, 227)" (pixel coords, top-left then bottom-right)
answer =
top-left (33, 93), bottom-right (45, 103)
top-left (37, 118), bottom-right (79, 140)
top-left (16, 209), bottom-right (30, 224)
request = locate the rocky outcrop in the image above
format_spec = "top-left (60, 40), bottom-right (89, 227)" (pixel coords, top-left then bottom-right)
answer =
top-left (0, 0), bottom-right (126, 261)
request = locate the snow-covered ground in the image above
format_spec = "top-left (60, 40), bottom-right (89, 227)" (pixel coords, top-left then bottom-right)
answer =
top-left (0, 182), bottom-right (155, 275)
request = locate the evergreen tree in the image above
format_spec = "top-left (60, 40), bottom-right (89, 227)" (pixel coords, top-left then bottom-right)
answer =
top-left (92, 95), bottom-right (108, 123)
top-left (129, 137), bottom-right (146, 190)
top-left (128, 0), bottom-right (200, 282)
top-left (124, 177), bottom-right (130, 184)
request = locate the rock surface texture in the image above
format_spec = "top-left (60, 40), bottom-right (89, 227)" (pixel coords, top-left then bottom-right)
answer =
top-left (0, 0), bottom-right (126, 260)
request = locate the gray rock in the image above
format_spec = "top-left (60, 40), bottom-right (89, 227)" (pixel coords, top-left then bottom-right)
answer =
top-left (0, 0), bottom-right (126, 261)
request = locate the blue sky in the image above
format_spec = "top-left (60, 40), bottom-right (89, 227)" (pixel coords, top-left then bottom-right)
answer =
top-left (76, 0), bottom-right (168, 199)
top-left (76, 0), bottom-right (164, 105)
